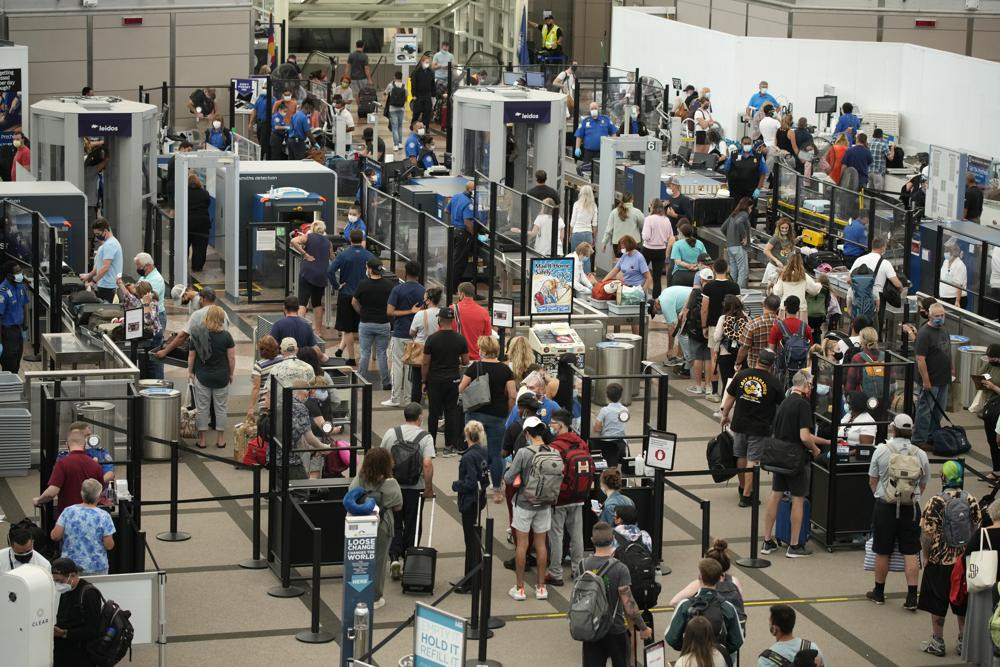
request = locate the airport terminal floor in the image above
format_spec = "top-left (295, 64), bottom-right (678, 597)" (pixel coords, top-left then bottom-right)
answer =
top-left (2, 298), bottom-right (994, 667)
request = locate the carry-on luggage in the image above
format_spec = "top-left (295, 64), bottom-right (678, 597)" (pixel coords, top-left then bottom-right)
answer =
top-left (775, 493), bottom-right (810, 547)
top-left (401, 496), bottom-right (437, 594)
top-left (357, 86), bottom-right (377, 116)
top-left (928, 391), bottom-right (972, 456)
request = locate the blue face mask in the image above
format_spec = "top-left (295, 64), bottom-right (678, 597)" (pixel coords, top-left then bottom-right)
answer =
top-left (742, 144), bottom-right (752, 153)
top-left (931, 317), bottom-right (946, 327)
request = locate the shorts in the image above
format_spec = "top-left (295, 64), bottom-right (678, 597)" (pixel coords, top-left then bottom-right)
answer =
top-left (512, 504), bottom-right (552, 533)
top-left (871, 500), bottom-right (921, 555)
top-left (732, 433), bottom-right (766, 461)
top-left (690, 337), bottom-right (711, 360)
top-left (695, 130), bottom-right (708, 146)
top-left (772, 464), bottom-right (810, 497)
top-left (918, 562), bottom-right (966, 617)
top-left (335, 295), bottom-right (360, 333)
top-left (300, 449), bottom-right (327, 475)
top-left (298, 280), bottom-right (325, 309)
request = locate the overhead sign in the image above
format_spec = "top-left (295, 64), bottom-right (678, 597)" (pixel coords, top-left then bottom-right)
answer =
top-left (529, 257), bottom-right (574, 315)
top-left (644, 430), bottom-right (677, 472)
top-left (77, 113), bottom-right (132, 137)
top-left (413, 602), bottom-right (466, 667)
top-left (503, 101), bottom-right (551, 124)
top-left (394, 34), bottom-right (419, 65)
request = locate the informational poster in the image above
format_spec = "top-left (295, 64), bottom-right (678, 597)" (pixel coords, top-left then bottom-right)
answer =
top-left (926, 144), bottom-right (966, 222)
top-left (394, 34), bottom-right (419, 65)
top-left (413, 602), bottom-right (466, 667)
top-left (644, 430), bottom-right (677, 472)
top-left (342, 514), bottom-right (378, 664)
top-left (492, 297), bottom-right (513, 329)
top-left (529, 257), bottom-right (574, 315)
top-left (256, 228), bottom-right (276, 251)
top-left (0, 68), bottom-right (22, 146)
top-left (644, 641), bottom-right (666, 667)
top-left (124, 307), bottom-right (144, 341)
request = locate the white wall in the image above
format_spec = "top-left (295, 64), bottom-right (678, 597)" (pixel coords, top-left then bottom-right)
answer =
top-left (611, 7), bottom-right (1000, 158)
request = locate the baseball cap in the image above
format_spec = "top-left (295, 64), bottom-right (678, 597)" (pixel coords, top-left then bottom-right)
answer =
top-left (517, 394), bottom-right (543, 412)
top-left (438, 307), bottom-right (455, 320)
top-left (697, 252), bottom-right (712, 264)
top-left (699, 267), bottom-right (714, 282)
top-left (280, 337), bottom-right (298, 353)
top-left (522, 416), bottom-right (544, 430)
top-left (986, 343), bottom-right (1000, 359)
top-left (757, 348), bottom-right (777, 366)
top-left (892, 413), bottom-right (914, 430)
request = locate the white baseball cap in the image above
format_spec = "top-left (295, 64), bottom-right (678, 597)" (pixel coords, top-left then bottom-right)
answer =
top-left (892, 413), bottom-right (914, 430)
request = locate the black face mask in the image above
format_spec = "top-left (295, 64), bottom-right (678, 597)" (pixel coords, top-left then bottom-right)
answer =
top-left (13, 550), bottom-right (33, 564)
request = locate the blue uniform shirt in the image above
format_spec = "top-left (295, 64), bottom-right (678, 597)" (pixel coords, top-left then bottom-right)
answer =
top-left (0, 278), bottom-right (28, 326)
top-left (254, 94), bottom-right (269, 122)
top-left (723, 151), bottom-right (768, 176)
top-left (206, 128), bottom-right (228, 150)
top-left (343, 218), bottom-right (367, 242)
top-left (842, 218), bottom-right (868, 260)
top-left (405, 132), bottom-right (421, 158)
top-left (419, 151), bottom-right (437, 169)
top-left (289, 110), bottom-right (311, 140)
top-left (328, 245), bottom-right (375, 296)
top-left (834, 113), bottom-right (861, 145)
top-left (746, 91), bottom-right (778, 112)
top-left (271, 111), bottom-right (287, 131)
top-left (447, 191), bottom-right (474, 230)
top-left (574, 115), bottom-right (615, 151)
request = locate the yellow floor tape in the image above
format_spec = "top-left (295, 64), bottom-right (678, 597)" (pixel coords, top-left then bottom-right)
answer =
top-left (512, 595), bottom-right (858, 621)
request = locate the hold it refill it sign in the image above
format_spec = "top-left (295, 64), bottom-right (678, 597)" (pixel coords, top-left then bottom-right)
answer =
top-left (78, 113), bottom-right (133, 137)
top-left (413, 602), bottom-right (466, 667)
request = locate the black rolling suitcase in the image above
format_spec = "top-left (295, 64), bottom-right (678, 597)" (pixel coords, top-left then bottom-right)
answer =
top-left (357, 86), bottom-right (377, 116)
top-left (401, 496), bottom-right (437, 594)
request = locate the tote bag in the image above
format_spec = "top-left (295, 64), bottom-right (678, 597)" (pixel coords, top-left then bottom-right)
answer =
top-left (402, 310), bottom-right (429, 366)
top-left (967, 529), bottom-right (998, 593)
top-left (459, 361), bottom-right (492, 412)
top-left (863, 537), bottom-right (908, 573)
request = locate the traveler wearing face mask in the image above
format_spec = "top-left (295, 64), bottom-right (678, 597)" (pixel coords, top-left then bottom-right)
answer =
top-left (337, 76), bottom-right (355, 106)
top-left (745, 80), bottom-right (778, 122)
top-left (410, 56), bottom-right (436, 126)
top-left (332, 94), bottom-right (355, 135)
top-left (432, 42), bottom-right (454, 84)
top-left (722, 136), bottom-right (768, 206)
top-left (10, 130), bottom-right (29, 181)
top-left (912, 303), bottom-right (952, 448)
top-left (272, 89), bottom-right (298, 122)
top-left (80, 218), bottom-right (122, 303)
top-left (405, 121), bottom-right (426, 165)
top-left (51, 558), bottom-right (104, 666)
top-left (977, 344), bottom-right (1000, 475)
top-left (287, 99), bottom-right (314, 160)
top-left (343, 204), bottom-right (366, 242)
top-left (384, 72), bottom-right (408, 149)
top-left (573, 102), bottom-right (616, 175)
top-left (0, 260), bottom-right (29, 373)
top-left (691, 93), bottom-right (714, 154)
top-left (204, 119), bottom-right (231, 151)
top-left (0, 523), bottom-right (51, 573)
top-left (939, 240), bottom-right (968, 308)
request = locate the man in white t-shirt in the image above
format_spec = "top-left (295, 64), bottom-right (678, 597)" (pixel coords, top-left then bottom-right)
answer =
top-left (848, 237), bottom-right (904, 313)
top-left (939, 240), bottom-right (967, 307)
top-left (0, 523), bottom-right (52, 574)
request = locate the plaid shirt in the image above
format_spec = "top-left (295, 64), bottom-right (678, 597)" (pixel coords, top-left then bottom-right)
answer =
top-left (869, 139), bottom-right (889, 176)
top-left (739, 312), bottom-right (778, 368)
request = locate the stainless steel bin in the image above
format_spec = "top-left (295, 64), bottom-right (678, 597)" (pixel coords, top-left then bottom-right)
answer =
top-left (958, 345), bottom-right (987, 409)
top-left (607, 333), bottom-right (643, 397)
top-left (137, 379), bottom-right (174, 390)
top-left (594, 341), bottom-right (634, 406)
top-left (74, 401), bottom-right (116, 451)
top-left (949, 335), bottom-right (970, 375)
top-left (141, 387), bottom-right (181, 460)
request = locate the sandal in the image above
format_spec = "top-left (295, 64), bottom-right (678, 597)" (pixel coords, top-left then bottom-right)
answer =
top-left (196, 442), bottom-right (207, 449)
top-left (216, 443), bottom-right (226, 448)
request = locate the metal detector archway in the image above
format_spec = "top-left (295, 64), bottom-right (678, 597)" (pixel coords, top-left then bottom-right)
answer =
top-left (596, 135), bottom-right (661, 272)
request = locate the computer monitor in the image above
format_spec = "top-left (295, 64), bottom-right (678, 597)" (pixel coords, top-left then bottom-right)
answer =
top-left (525, 71), bottom-right (545, 88)
top-left (502, 71), bottom-right (521, 86)
top-left (815, 95), bottom-right (838, 114)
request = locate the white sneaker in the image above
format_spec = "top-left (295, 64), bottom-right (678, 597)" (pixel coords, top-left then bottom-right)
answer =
top-left (535, 585), bottom-right (548, 600)
top-left (686, 385), bottom-right (704, 395)
top-left (390, 559), bottom-right (403, 580)
top-left (380, 398), bottom-right (400, 407)
top-left (712, 410), bottom-right (722, 419)
top-left (508, 586), bottom-right (527, 601)
top-left (373, 597), bottom-right (386, 609)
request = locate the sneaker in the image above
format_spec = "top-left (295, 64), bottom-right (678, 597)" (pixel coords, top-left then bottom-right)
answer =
top-left (544, 575), bottom-right (564, 587)
top-left (712, 410), bottom-right (722, 419)
top-left (686, 385), bottom-right (704, 395)
top-left (865, 589), bottom-right (885, 605)
top-left (390, 559), bottom-right (403, 580)
top-left (760, 539), bottom-right (779, 555)
top-left (373, 597), bottom-right (386, 609)
top-left (535, 585), bottom-right (548, 600)
top-left (956, 635), bottom-right (963, 656)
top-left (903, 592), bottom-right (918, 611)
top-left (738, 495), bottom-right (758, 508)
top-left (921, 636), bottom-right (945, 657)
top-left (705, 393), bottom-right (722, 403)
top-left (380, 398), bottom-right (400, 407)
top-left (664, 356), bottom-right (685, 367)
top-left (508, 586), bottom-right (527, 601)
top-left (786, 544), bottom-right (813, 558)
top-left (441, 447), bottom-right (458, 458)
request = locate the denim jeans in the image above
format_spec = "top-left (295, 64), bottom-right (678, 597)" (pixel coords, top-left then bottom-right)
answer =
top-left (388, 336), bottom-right (411, 403)
top-left (548, 504), bottom-right (583, 580)
top-left (914, 383), bottom-right (950, 445)
top-left (570, 231), bottom-right (594, 273)
top-left (727, 245), bottom-right (749, 289)
top-left (358, 321), bottom-right (391, 386)
top-left (467, 412), bottom-right (505, 489)
top-left (388, 108), bottom-right (405, 147)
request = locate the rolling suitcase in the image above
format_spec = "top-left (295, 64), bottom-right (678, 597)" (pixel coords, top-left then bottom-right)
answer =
top-left (401, 496), bottom-right (437, 594)
top-left (775, 493), bottom-right (810, 546)
top-left (357, 86), bottom-right (377, 116)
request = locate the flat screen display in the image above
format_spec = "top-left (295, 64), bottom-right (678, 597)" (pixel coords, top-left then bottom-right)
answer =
top-left (815, 95), bottom-right (838, 114)
top-left (525, 71), bottom-right (545, 87)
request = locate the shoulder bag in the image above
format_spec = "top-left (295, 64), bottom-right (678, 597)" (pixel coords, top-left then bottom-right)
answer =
top-left (403, 310), bottom-right (429, 366)
top-left (460, 361), bottom-right (492, 412)
top-left (967, 529), bottom-right (998, 593)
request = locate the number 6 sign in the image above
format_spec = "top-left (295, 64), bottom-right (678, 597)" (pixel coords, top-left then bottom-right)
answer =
top-left (644, 430), bottom-right (677, 472)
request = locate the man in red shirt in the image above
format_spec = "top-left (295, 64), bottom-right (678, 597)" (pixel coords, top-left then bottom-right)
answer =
top-left (453, 282), bottom-right (492, 361)
top-left (33, 426), bottom-right (103, 519)
top-left (768, 295), bottom-right (812, 386)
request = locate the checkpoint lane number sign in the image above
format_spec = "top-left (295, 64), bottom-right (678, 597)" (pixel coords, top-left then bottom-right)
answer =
top-left (644, 430), bottom-right (677, 471)
top-left (413, 602), bottom-right (466, 667)
top-left (646, 140), bottom-right (657, 152)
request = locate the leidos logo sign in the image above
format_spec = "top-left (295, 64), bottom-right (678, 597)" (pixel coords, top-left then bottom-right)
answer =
top-left (513, 111), bottom-right (541, 121)
top-left (503, 101), bottom-right (551, 124)
top-left (77, 113), bottom-right (133, 137)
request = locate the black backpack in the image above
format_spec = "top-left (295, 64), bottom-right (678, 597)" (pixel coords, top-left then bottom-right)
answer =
top-left (683, 292), bottom-right (707, 342)
top-left (613, 534), bottom-right (660, 610)
top-left (388, 83), bottom-right (407, 108)
top-left (79, 583), bottom-right (134, 666)
top-left (686, 594), bottom-right (728, 643)
top-left (706, 431), bottom-right (737, 483)
top-left (391, 427), bottom-right (428, 486)
top-left (760, 639), bottom-right (812, 666)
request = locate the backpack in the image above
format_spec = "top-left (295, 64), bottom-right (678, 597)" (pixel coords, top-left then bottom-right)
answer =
top-left (686, 595), bottom-right (728, 644)
top-left (569, 559), bottom-right (617, 642)
top-left (388, 83), bottom-right (407, 108)
top-left (990, 583), bottom-right (1000, 649)
top-left (715, 576), bottom-right (746, 621)
top-left (613, 533), bottom-right (660, 610)
top-left (707, 431), bottom-right (737, 483)
top-left (558, 439), bottom-right (595, 505)
top-left (720, 314), bottom-right (747, 355)
top-left (940, 490), bottom-right (974, 549)
top-left (683, 292), bottom-right (706, 342)
top-left (885, 441), bottom-right (923, 515)
top-left (859, 350), bottom-right (887, 402)
top-left (849, 258), bottom-right (882, 321)
top-left (776, 319), bottom-right (809, 377)
top-left (79, 583), bottom-right (134, 667)
top-left (759, 639), bottom-right (812, 667)
top-left (522, 444), bottom-right (565, 506)
top-left (391, 427), bottom-right (428, 487)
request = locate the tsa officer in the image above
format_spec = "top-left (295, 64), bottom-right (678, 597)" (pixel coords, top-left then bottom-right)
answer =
top-left (574, 101), bottom-right (616, 175)
top-left (287, 99), bottom-right (314, 160)
top-left (270, 101), bottom-right (290, 160)
top-left (0, 261), bottom-right (29, 374)
top-left (448, 180), bottom-right (476, 292)
top-left (405, 122), bottom-right (426, 165)
top-left (417, 135), bottom-right (439, 170)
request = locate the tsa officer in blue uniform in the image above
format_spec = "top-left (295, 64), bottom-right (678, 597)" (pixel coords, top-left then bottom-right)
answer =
top-left (270, 102), bottom-right (290, 161)
top-left (417, 135), bottom-right (439, 170)
top-left (251, 89), bottom-right (270, 150)
top-left (286, 99), bottom-right (314, 160)
top-left (574, 101), bottom-right (616, 175)
top-left (204, 120), bottom-right (231, 151)
top-left (405, 122), bottom-right (426, 165)
top-left (447, 180), bottom-right (476, 292)
top-left (0, 261), bottom-right (29, 373)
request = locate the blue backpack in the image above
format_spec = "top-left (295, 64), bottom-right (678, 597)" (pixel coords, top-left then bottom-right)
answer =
top-left (849, 257), bottom-right (883, 321)
top-left (776, 319), bottom-right (810, 379)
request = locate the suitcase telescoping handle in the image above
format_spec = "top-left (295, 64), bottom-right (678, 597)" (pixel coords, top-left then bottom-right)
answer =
top-left (413, 495), bottom-right (436, 549)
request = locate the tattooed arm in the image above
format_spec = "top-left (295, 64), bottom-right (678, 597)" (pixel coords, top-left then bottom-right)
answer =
top-left (617, 585), bottom-right (652, 638)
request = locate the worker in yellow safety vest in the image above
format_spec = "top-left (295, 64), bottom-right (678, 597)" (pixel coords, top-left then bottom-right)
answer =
top-left (528, 12), bottom-right (563, 57)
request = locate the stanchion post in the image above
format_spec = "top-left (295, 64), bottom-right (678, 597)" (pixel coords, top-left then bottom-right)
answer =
top-left (467, 517), bottom-right (501, 667)
top-left (296, 525), bottom-right (335, 643)
top-left (700, 500), bottom-right (711, 557)
top-left (736, 465), bottom-right (770, 569)
top-left (156, 440), bottom-right (190, 542)
top-left (240, 463), bottom-right (268, 569)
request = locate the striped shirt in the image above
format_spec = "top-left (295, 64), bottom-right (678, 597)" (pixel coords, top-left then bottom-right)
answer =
top-left (739, 312), bottom-right (778, 369)
top-left (252, 355), bottom-right (288, 413)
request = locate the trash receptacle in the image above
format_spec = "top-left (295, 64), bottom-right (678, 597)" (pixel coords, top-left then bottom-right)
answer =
top-left (137, 379), bottom-right (174, 390)
top-left (75, 401), bottom-right (116, 451)
top-left (141, 387), bottom-right (181, 461)
top-left (958, 345), bottom-right (987, 409)
top-left (607, 333), bottom-right (643, 397)
top-left (950, 335), bottom-right (970, 374)
top-left (594, 341), bottom-right (634, 406)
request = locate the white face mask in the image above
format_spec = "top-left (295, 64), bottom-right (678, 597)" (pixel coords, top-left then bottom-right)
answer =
top-left (55, 582), bottom-right (71, 594)
top-left (12, 139), bottom-right (21, 148)
top-left (416, 128), bottom-right (425, 136)
top-left (760, 87), bottom-right (768, 94)
top-left (590, 109), bottom-right (598, 117)
top-left (348, 214), bottom-right (358, 223)
top-left (704, 92), bottom-right (712, 99)
top-left (283, 94), bottom-right (292, 101)
top-left (212, 120), bottom-right (222, 129)
top-left (421, 61), bottom-right (430, 69)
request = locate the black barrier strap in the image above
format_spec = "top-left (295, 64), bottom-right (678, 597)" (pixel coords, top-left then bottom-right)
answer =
top-left (141, 493), bottom-right (256, 506)
top-left (74, 414), bottom-right (130, 436)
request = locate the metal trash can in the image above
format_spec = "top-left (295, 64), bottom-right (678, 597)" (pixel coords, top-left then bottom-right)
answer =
top-left (607, 333), bottom-right (643, 397)
top-left (958, 345), bottom-right (987, 409)
top-left (949, 335), bottom-right (970, 375)
top-left (141, 387), bottom-right (181, 461)
top-left (594, 341), bottom-right (634, 406)
top-left (74, 401), bottom-right (116, 451)
top-left (137, 379), bottom-right (174, 390)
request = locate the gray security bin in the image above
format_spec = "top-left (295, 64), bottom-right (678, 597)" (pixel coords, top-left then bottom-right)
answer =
top-left (958, 345), bottom-right (987, 409)
top-left (141, 387), bottom-right (181, 460)
top-left (594, 341), bottom-right (634, 406)
top-left (607, 333), bottom-right (643, 397)
top-left (75, 401), bottom-right (116, 451)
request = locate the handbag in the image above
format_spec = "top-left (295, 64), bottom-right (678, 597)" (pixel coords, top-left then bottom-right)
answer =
top-left (967, 529), bottom-right (998, 593)
top-left (760, 437), bottom-right (806, 476)
top-left (180, 385), bottom-right (198, 439)
top-left (863, 537), bottom-right (909, 572)
top-left (402, 311), bottom-right (429, 366)
top-left (233, 417), bottom-right (257, 463)
top-left (459, 361), bottom-right (492, 412)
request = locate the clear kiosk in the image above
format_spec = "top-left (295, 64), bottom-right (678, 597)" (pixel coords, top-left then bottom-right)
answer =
top-left (451, 87), bottom-right (566, 193)
top-left (30, 97), bottom-right (158, 261)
